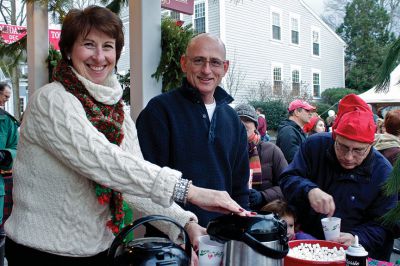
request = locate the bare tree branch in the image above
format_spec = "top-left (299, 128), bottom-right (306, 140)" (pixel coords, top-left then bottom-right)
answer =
top-left (246, 79), bottom-right (313, 105)
top-left (224, 52), bottom-right (246, 99)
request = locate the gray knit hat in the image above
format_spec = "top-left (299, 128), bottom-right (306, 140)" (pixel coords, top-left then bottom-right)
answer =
top-left (234, 103), bottom-right (258, 127)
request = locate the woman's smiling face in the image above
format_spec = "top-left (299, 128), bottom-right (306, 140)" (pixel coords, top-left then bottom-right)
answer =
top-left (70, 29), bottom-right (116, 85)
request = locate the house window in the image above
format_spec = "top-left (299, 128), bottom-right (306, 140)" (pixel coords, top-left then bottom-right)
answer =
top-left (194, 1), bottom-right (205, 34)
top-left (313, 72), bottom-right (321, 97)
top-left (272, 12), bottom-right (281, 40)
top-left (161, 10), bottom-right (181, 20)
top-left (273, 66), bottom-right (282, 95)
top-left (312, 29), bottom-right (320, 56)
top-left (170, 11), bottom-right (181, 21)
top-left (290, 17), bottom-right (299, 45)
top-left (292, 69), bottom-right (300, 96)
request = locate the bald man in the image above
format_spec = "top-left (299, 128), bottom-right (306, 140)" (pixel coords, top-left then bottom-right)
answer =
top-left (136, 33), bottom-right (249, 230)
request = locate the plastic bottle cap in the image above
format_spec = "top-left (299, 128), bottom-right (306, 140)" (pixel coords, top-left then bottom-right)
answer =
top-left (346, 235), bottom-right (368, 257)
top-left (354, 235), bottom-right (359, 246)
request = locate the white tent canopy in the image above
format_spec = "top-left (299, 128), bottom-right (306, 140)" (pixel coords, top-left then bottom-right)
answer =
top-left (358, 64), bottom-right (400, 104)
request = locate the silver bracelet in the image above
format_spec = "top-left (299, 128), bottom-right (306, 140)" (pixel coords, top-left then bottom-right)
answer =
top-left (173, 178), bottom-right (192, 205)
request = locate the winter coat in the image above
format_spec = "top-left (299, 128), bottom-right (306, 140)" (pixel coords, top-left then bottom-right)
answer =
top-left (136, 78), bottom-right (250, 226)
top-left (0, 109), bottom-right (18, 223)
top-left (0, 109), bottom-right (18, 196)
top-left (276, 118), bottom-right (307, 163)
top-left (374, 133), bottom-right (400, 165)
top-left (257, 116), bottom-right (267, 137)
top-left (280, 132), bottom-right (397, 261)
top-left (256, 142), bottom-right (287, 203)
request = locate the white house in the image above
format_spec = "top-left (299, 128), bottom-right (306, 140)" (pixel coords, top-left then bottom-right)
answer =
top-left (167, 0), bottom-right (346, 102)
top-left (117, 7), bottom-right (130, 74)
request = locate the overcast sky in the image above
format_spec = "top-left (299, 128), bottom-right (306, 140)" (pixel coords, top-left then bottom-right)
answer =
top-left (302, 0), bottom-right (325, 15)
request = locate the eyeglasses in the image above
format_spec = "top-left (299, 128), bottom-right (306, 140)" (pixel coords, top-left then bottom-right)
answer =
top-left (334, 140), bottom-right (370, 157)
top-left (189, 56), bottom-right (226, 69)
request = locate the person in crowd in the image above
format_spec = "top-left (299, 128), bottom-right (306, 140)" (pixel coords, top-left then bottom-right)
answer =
top-left (136, 33), bottom-right (250, 231)
top-left (0, 83), bottom-right (19, 266)
top-left (303, 116), bottom-right (326, 136)
top-left (256, 107), bottom-right (269, 142)
top-left (368, 103), bottom-right (379, 125)
top-left (234, 104), bottom-right (287, 211)
top-left (325, 109), bottom-right (336, 132)
top-left (260, 199), bottom-right (316, 241)
top-left (4, 7), bottom-right (249, 266)
top-left (280, 94), bottom-right (398, 261)
top-left (276, 99), bottom-right (316, 163)
top-left (374, 110), bottom-right (400, 165)
top-left (376, 118), bottom-right (386, 134)
top-left (375, 111), bottom-right (400, 255)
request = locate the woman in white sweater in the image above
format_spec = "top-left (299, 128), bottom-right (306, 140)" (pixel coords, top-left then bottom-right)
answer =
top-left (4, 6), bottom-right (247, 266)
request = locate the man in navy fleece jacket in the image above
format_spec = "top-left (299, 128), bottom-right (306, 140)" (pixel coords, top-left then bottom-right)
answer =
top-left (136, 33), bottom-right (249, 229)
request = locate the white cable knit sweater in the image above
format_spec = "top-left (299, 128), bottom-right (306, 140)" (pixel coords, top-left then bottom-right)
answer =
top-left (5, 73), bottom-right (197, 257)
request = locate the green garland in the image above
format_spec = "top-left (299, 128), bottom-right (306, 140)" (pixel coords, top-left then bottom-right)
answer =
top-left (382, 157), bottom-right (400, 226)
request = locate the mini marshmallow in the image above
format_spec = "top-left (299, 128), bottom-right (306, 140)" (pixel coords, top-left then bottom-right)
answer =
top-left (287, 244), bottom-right (345, 261)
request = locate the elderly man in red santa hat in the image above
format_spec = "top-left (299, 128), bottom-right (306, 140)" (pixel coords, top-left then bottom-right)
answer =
top-left (280, 94), bottom-right (398, 261)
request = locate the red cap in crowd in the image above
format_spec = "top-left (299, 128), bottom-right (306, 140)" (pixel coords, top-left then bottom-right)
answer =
top-left (332, 94), bottom-right (370, 131)
top-left (288, 100), bottom-right (316, 112)
top-left (303, 116), bottom-right (320, 133)
top-left (332, 94), bottom-right (376, 144)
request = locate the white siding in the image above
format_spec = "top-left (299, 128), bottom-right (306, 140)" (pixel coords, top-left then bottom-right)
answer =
top-left (217, 0), bottom-right (345, 102)
top-left (207, 0), bottom-right (220, 36)
top-left (117, 7), bottom-right (130, 74)
top-left (116, 0), bottom-right (345, 103)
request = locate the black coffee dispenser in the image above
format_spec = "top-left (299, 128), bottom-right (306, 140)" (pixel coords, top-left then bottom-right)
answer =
top-left (207, 213), bottom-right (289, 265)
top-left (108, 215), bottom-right (191, 266)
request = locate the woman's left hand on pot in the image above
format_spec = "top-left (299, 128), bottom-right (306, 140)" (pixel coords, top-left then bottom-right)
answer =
top-left (185, 222), bottom-right (207, 252)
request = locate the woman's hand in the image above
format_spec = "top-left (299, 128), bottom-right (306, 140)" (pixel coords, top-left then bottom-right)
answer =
top-left (187, 185), bottom-right (247, 215)
top-left (179, 244), bottom-right (199, 266)
top-left (190, 248), bottom-right (199, 266)
top-left (185, 222), bottom-right (206, 252)
top-left (181, 222), bottom-right (205, 266)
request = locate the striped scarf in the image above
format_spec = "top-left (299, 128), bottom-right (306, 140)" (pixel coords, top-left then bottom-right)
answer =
top-left (53, 59), bottom-right (125, 234)
top-left (248, 132), bottom-right (262, 188)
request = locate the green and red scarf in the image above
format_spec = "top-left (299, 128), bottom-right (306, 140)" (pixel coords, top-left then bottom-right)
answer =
top-left (53, 59), bottom-right (125, 234)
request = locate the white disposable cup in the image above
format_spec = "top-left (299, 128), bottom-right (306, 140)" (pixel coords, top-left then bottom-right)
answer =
top-left (198, 235), bottom-right (224, 266)
top-left (321, 217), bottom-right (341, 240)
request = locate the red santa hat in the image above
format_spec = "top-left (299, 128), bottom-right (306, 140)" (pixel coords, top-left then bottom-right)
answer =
top-left (332, 94), bottom-right (376, 144)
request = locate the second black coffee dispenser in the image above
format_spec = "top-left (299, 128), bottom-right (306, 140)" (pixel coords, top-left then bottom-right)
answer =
top-left (207, 213), bottom-right (289, 266)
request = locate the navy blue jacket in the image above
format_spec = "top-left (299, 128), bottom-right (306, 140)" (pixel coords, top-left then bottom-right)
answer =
top-left (136, 79), bottom-right (250, 226)
top-left (276, 119), bottom-right (307, 163)
top-left (280, 132), bottom-right (397, 261)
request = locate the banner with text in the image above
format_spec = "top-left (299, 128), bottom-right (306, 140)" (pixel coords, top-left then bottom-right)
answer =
top-left (161, 0), bottom-right (194, 15)
top-left (0, 24), bottom-right (61, 50)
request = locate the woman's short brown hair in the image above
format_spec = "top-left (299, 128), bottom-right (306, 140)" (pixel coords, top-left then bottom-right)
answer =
top-left (59, 5), bottom-right (124, 64)
top-left (384, 110), bottom-right (400, 136)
